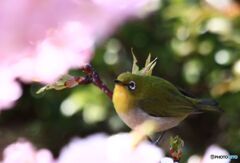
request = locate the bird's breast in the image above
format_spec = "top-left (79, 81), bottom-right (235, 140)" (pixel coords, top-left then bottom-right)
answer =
top-left (118, 108), bottom-right (186, 131)
top-left (113, 85), bottom-right (135, 114)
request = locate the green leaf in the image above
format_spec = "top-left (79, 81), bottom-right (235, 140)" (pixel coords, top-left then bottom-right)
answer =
top-left (140, 57), bottom-right (157, 76)
top-left (131, 51), bottom-right (157, 76)
top-left (131, 48), bottom-right (140, 75)
top-left (145, 54), bottom-right (151, 67)
top-left (169, 135), bottom-right (184, 151)
top-left (36, 74), bottom-right (74, 94)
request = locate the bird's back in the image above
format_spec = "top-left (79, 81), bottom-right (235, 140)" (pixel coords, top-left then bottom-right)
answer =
top-left (136, 75), bottom-right (197, 117)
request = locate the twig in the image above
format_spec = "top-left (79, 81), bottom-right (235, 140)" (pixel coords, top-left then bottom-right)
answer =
top-left (80, 64), bottom-right (113, 99)
top-left (37, 64), bottom-right (113, 99)
top-left (63, 64), bottom-right (113, 99)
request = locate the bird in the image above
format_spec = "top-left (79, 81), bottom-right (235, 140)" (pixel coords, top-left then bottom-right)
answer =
top-left (112, 54), bottom-right (221, 135)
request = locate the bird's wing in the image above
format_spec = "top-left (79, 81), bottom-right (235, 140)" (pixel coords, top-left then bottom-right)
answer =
top-left (177, 87), bottom-right (196, 98)
top-left (138, 77), bottom-right (197, 117)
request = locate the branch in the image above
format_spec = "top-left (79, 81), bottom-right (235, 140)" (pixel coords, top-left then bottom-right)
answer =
top-left (37, 64), bottom-right (113, 99)
top-left (80, 65), bottom-right (113, 99)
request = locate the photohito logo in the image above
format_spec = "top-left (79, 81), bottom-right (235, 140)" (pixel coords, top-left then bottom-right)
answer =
top-left (210, 154), bottom-right (238, 160)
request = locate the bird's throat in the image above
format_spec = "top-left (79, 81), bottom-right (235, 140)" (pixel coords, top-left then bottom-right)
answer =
top-left (113, 85), bottom-right (135, 114)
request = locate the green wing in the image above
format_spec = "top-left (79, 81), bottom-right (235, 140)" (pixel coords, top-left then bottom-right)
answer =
top-left (138, 76), bottom-right (197, 117)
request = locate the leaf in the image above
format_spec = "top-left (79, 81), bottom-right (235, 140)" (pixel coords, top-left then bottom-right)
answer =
top-left (36, 74), bottom-right (74, 94)
top-left (145, 54), bottom-right (151, 67)
top-left (140, 56), bottom-right (157, 76)
top-left (148, 58), bottom-right (157, 75)
top-left (131, 51), bottom-right (157, 76)
top-left (169, 135), bottom-right (184, 151)
top-left (36, 86), bottom-right (49, 94)
top-left (131, 48), bottom-right (140, 74)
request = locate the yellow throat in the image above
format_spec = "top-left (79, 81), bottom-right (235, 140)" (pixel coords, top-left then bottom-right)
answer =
top-left (113, 85), bottom-right (134, 114)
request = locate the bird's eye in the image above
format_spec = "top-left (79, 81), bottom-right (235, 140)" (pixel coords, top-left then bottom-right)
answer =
top-left (128, 81), bottom-right (136, 91)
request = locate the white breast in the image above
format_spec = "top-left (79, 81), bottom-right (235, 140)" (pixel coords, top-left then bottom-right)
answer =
top-left (117, 108), bottom-right (186, 132)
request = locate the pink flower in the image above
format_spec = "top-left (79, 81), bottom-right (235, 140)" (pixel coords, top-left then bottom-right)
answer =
top-left (2, 133), bottom-right (164, 163)
top-left (205, 0), bottom-right (233, 11)
top-left (201, 145), bottom-right (230, 163)
top-left (187, 145), bottom-right (231, 163)
top-left (2, 139), bottom-right (54, 163)
top-left (0, 72), bottom-right (22, 109)
top-left (0, 0), bottom-right (160, 110)
top-left (57, 133), bottom-right (164, 163)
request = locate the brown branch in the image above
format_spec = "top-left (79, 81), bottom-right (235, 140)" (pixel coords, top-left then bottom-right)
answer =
top-left (64, 64), bottom-right (113, 99)
top-left (81, 64), bottom-right (113, 99)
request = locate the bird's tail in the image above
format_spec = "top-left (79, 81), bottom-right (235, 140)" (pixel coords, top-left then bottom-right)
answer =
top-left (196, 99), bottom-right (223, 112)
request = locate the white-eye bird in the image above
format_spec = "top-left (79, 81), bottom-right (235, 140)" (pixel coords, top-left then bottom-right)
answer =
top-left (112, 55), bottom-right (220, 132)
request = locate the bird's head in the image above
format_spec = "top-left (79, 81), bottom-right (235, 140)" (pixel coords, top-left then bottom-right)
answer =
top-left (114, 72), bottom-right (144, 98)
top-left (113, 72), bottom-right (145, 113)
top-left (114, 52), bottom-right (157, 97)
top-left (113, 53), bottom-right (157, 113)
top-left (114, 52), bottom-right (156, 101)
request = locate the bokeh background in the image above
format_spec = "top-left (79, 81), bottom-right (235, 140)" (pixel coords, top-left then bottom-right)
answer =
top-left (0, 0), bottom-right (240, 162)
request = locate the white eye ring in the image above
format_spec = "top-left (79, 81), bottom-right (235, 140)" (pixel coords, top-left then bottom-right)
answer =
top-left (128, 81), bottom-right (136, 91)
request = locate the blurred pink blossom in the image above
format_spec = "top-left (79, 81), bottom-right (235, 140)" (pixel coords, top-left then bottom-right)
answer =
top-left (187, 144), bottom-right (231, 163)
top-left (57, 133), bottom-right (164, 163)
top-left (2, 133), bottom-right (164, 163)
top-left (201, 145), bottom-right (230, 163)
top-left (0, 0), bottom-right (160, 110)
top-left (205, 0), bottom-right (233, 11)
top-left (2, 140), bottom-right (54, 163)
top-left (2, 135), bottom-right (234, 163)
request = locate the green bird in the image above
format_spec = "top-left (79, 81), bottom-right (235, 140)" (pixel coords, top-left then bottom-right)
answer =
top-left (112, 55), bottom-right (220, 132)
